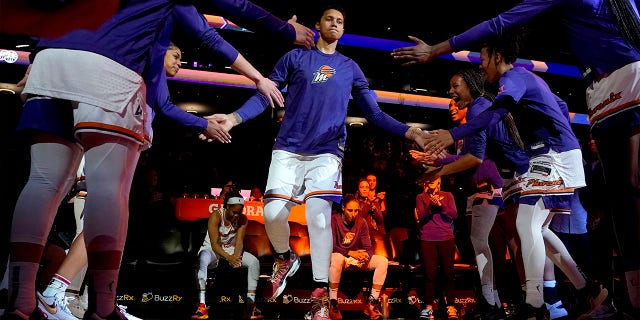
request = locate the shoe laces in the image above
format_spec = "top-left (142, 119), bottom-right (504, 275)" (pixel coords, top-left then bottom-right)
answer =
top-left (60, 296), bottom-right (75, 311)
top-left (49, 292), bottom-right (74, 310)
top-left (368, 300), bottom-right (382, 315)
top-left (270, 259), bottom-right (289, 283)
top-left (116, 304), bottom-right (131, 315)
top-left (310, 292), bottom-right (329, 318)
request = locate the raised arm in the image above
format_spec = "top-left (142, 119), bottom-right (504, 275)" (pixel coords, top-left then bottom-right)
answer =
top-left (208, 0), bottom-right (314, 48)
top-left (390, 0), bottom-right (558, 66)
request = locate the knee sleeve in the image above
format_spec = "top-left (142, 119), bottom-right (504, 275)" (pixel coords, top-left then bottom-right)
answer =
top-left (264, 199), bottom-right (293, 253)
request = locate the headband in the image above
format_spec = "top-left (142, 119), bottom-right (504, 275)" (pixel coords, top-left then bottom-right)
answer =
top-left (226, 197), bottom-right (245, 206)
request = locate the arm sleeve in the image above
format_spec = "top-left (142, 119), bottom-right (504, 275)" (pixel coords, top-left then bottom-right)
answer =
top-left (234, 53), bottom-right (290, 122)
top-left (173, 4), bottom-right (239, 66)
top-left (466, 131), bottom-right (488, 160)
top-left (155, 76), bottom-right (208, 130)
top-left (207, 0), bottom-right (295, 43)
top-left (449, 0), bottom-right (559, 51)
top-left (436, 153), bottom-right (462, 165)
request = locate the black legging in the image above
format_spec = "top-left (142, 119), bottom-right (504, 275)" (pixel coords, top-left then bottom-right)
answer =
top-left (592, 125), bottom-right (640, 272)
top-left (420, 239), bottom-right (457, 306)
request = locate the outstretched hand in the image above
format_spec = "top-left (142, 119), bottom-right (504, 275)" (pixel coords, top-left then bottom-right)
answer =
top-left (288, 15), bottom-right (315, 49)
top-left (390, 36), bottom-right (435, 66)
top-left (409, 149), bottom-right (438, 165)
top-left (256, 77), bottom-right (284, 109)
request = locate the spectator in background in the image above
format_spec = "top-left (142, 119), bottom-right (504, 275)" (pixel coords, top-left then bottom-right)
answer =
top-left (217, 180), bottom-right (236, 200)
top-left (249, 186), bottom-right (264, 202)
top-left (366, 174), bottom-right (387, 232)
top-left (415, 177), bottom-right (458, 319)
top-left (356, 179), bottom-right (386, 234)
top-left (192, 190), bottom-right (262, 320)
top-left (328, 194), bottom-right (388, 320)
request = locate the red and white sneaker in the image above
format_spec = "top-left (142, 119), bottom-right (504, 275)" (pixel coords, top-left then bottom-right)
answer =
top-left (263, 252), bottom-right (300, 299)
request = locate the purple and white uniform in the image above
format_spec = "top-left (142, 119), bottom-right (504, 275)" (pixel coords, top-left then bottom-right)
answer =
top-left (450, 67), bottom-right (584, 211)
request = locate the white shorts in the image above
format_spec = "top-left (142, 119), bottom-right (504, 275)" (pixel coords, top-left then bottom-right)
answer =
top-left (508, 148), bottom-right (585, 210)
top-left (586, 60), bottom-right (640, 126)
top-left (264, 150), bottom-right (343, 204)
top-left (23, 48), bottom-right (150, 148)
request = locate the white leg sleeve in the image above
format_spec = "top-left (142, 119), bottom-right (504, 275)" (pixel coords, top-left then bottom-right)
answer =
top-left (516, 199), bottom-right (549, 308)
top-left (542, 216), bottom-right (586, 289)
top-left (263, 199), bottom-right (294, 253)
top-left (305, 198), bottom-right (333, 283)
top-left (470, 201), bottom-right (499, 305)
top-left (242, 252), bottom-right (260, 291)
top-left (197, 249), bottom-right (216, 290)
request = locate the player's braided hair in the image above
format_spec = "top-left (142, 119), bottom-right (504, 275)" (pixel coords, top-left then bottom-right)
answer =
top-left (607, 0), bottom-right (640, 49)
top-left (455, 68), bottom-right (495, 101)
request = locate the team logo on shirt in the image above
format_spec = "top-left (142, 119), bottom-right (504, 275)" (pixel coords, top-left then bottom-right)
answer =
top-left (342, 231), bottom-right (356, 245)
top-left (312, 65), bottom-right (335, 83)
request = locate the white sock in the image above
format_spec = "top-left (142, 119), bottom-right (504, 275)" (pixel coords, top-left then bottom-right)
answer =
top-left (481, 284), bottom-right (495, 306)
top-left (247, 292), bottom-right (256, 303)
top-left (544, 280), bottom-right (556, 288)
top-left (43, 274), bottom-right (70, 297)
top-left (493, 289), bottom-right (501, 307)
top-left (199, 290), bottom-right (206, 304)
top-left (371, 288), bottom-right (381, 300)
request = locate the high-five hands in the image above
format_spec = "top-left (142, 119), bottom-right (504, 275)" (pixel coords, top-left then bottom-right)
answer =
top-left (198, 115), bottom-right (232, 143)
top-left (288, 15), bottom-right (315, 49)
top-left (423, 129), bottom-right (454, 156)
top-left (255, 77), bottom-right (284, 109)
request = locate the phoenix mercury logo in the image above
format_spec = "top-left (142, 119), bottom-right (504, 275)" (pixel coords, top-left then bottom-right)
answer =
top-left (312, 65), bottom-right (335, 83)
